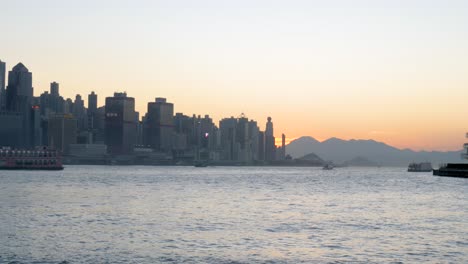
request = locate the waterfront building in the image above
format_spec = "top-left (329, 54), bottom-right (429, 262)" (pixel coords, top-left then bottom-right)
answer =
top-left (0, 60), bottom-right (5, 110)
top-left (136, 120), bottom-right (144, 146)
top-left (5, 63), bottom-right (35, 148)
top-left (87, 91), bottom-right (97, 128)
top-left (248, 120), bottom-right (260, 161)
top-left (6, 63), bottom-right (33, 113)
top-left (68, 144), bottom-right (107, 158)
top-left (50, 82), bottom-right (64, 113)
top-left (31, 104), bottom-right (42, 146)
top-left (194, 114), bottom-right (217, 160)
top-left (39, 82), bottom-right (65, 116)
top-left (86, 91), bottom-right (98, 142)
top-left (219, 117), bottom-right (239, 160)
top-left (88, 91), bottom-right (97, 113)
top-left (50, 81), bottom-right (59, 96)
top-left (105, 92), bottom-right (136, 155)
top-left (218, 115), bottom-right (262, 162)
top-left (279, 133), bottom-right (286, 160)
top-left (48, 114), bottom-right (77, 153)
top-left (64, 98), bottom-right (73, 114)
top-left (236, 116), bottom-right (249, 161)
top-left (265, 117), bottom-right (276, 161)
top-left (235, 115), bottom-right (260, 162)
top-left (172, 113), bottom-right (194, 159)
top-left (93, 106), bottom-right (106, 144)
top-left (258, 131), bottom-right (265, 161)
top-left (73, 94), bottom-right (87, 131)
top-left (0, 111), bottom-right (23, 147)
top-left (144, 98), bottom-right (174, 152)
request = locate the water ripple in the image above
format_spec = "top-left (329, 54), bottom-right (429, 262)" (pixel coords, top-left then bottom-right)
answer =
top-left (0, 166), bottom-right (467, 263)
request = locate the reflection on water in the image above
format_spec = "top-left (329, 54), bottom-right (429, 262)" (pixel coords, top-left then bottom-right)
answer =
top-left (0, 166), bottom-right (467, 263)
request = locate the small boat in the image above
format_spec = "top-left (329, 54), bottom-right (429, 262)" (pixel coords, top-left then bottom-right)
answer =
top-left (407, 162), bottom-right (432, 172)
top-left (322, 164), bottom-right (334, 170)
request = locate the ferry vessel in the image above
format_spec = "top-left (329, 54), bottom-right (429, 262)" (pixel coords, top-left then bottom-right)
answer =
top-left (0, 147), bottom-right (63, 170)
top-left (407, 162), bottom-right (432, 172)
top-left (433, 133), bottom-right (468, 178)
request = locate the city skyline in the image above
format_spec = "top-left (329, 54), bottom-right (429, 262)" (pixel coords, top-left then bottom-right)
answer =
top-left (2, 1), bottom-right (468, 151)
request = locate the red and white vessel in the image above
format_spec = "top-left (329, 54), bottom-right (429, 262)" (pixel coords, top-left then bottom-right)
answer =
top-left (0, 147), bottom-right (64, 170)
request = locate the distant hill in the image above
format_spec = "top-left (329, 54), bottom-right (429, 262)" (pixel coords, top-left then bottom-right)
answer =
top-left (286, 136), bottom-right (463, 166)
top-left (343, 156), bottom-right (379, 167)
top-left (298, 153), bottom-right (325, 164)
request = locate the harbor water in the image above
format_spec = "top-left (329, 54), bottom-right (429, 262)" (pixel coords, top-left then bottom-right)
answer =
top-left (0, 166), bottom-right (467, 263)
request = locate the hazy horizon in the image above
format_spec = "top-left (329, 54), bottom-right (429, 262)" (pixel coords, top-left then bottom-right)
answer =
top-left (2, 0), bottom-right (467, 151)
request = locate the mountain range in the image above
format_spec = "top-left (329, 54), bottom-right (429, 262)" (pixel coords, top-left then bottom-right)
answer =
top-left (286, 136), bottom-right (464, 166)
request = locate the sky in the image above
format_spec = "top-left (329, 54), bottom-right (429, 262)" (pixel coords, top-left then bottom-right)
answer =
top-left (1, 0), bottom-right (468, 151)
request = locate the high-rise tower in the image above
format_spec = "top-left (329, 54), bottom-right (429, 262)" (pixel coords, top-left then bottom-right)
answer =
top-left (50, 81), bottom-right (59, 96)
top-left (0, 60), bottom-right (5, 109)
top-left (144, 98), bottom-right (174, 152)
top-left (105, 92), bottom-right (136, 155)
top-left (265, 117), bottom-right (276, 161)
top-left (87, 91), bottom-right (98, 131)
top-left (88, 91), bottom-right (97, 114)
top-left (5, 63), bottom-right (35, 148)
top-left (6, 63), bottom-right (33, 112)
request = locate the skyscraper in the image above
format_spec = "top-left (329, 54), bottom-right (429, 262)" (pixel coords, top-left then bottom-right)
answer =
top-left (88, 91), bottom-right (97, 113)
top-left (248, 120), bottom-right (260, 161)
top-left (6, 63), bottom-right (33, 112)
top-left (73, 94), bottom-right (86, 131)
top-left (5, 63), bottom-right (34, 148)
top-left (280, 133), bottom-right (286, 160)
top-left (48, 114), bottom-right (77, 153)
top-left (88, 91), bottom-right (98, 130)
top-left (105, 92), bottom-right (136, 155)
top-left (144, 98), bottom-right (174, 152)
top-left (219, 117), bottom-right (238, 160)
top-left (39, 82), bottom-right (64, 116)
top-left (258, 131), bottom-right (265, 161)
top-left (0, 60), bottom-right (5, 110)
top-left (50, 81), bottom-right (59, 96)
top-left (265, 117), bottom-right (276, 161)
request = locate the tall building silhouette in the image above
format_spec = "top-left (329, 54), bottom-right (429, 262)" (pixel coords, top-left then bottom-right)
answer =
top-left (73, 94), bottom-right (87, 131)
top-left (105, 92), bottom-right (136, 155)
top-left (258, 131), bottom-right (265, 161)
top-left (40, 82), bottom-right (64, 115)
top-left (48, 114), bottom-right (77, 153)
top-left (87, 91), bottom-right (98, 130)
top-left (219, 117), bottom-right (238, 160)
top-left (280, 133), bottom-right (286, 160)
top-left (5, 63), bottom-right (35, 148)
top-left (6, 63), bottom-right (33, 113)
top-left (50, 81), bottom-right (59, 96)
top-left (0, 60), bottom-right (5, 110)
top-left (144, 98), bottom-right (174, 152)
top-left (265, 117), bottom-right (276, 161)
top-left (88, 91), bottom-right (97, 114)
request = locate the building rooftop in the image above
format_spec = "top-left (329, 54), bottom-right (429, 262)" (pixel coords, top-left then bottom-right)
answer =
top-left (12, 63), bottom-right (29, 72)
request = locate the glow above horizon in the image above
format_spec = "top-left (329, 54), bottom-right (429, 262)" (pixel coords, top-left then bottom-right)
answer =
top-left (1, 0), bottom-right (467, 151)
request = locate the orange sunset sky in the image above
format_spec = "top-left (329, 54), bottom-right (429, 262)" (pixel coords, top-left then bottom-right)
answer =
top-left (1, 1), bottom-right (467, 151)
